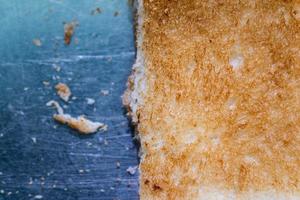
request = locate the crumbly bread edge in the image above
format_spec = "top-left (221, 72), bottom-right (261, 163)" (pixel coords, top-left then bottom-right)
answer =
top-left (122, 1), bottom-right (300, 199)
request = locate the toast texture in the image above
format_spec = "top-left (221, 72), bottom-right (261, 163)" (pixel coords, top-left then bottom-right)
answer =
top-left (124, 0), bottom-right (300, 199)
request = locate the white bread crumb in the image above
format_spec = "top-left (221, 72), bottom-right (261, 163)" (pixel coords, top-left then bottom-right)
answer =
top-left (31, 137), bottom-right (37, 143)
top-left (34, 195), bottom-right (43, 199)
top-left (52, 64), bottom-right (61, 72)
top-left (86, 98), bottom-right (95, 105)
top-left (32, 39), bottom-right (42, 47)
top-left (42, 81), bottom-right (50, 86)
top-left (126, 165), bottom-right (138, 175)
top-left (100, 89), bottom-right (109, 96)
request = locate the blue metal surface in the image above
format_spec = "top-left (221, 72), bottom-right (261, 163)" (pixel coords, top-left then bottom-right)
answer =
top-left (0, 0), bottom-right (138, 199)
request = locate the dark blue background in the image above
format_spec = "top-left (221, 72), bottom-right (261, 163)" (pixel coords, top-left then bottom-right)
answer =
top-left (0, 0), bottom-right (138, 199)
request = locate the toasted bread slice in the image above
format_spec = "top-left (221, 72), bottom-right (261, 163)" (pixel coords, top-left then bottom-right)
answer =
top-left (124, 0), bottom-right (300, 199)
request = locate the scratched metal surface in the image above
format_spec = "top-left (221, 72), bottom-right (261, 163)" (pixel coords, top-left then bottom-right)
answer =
top-left (0, 0), bottom-right (138, 199)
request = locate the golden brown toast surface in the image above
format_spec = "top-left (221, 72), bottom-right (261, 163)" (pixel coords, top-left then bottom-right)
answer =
top-left (133, 0), bottom-right (300, 199)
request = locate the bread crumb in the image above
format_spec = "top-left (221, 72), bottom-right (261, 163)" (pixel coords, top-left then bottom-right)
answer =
top-left (52, 64), bottom-right (61, 72)
top-left (42, 81), bottom-right (50, 86)
top-left (34, 195), bottom-right (43, 199)
top-left (32, 39), bottom-right (42, 47)
top-left (100, 89), bottom-right (109, 96)
top-left (86, 98), bottom-right (95, 105)
top-left (126, 166), bottom-right (138, 175)
top-left (55, 83), bottom-right (71, 102)
top-left (54, 114), bottom-right (106, 134)
top-left (116, 162), bottom-right (121, 168)
top-left (104, 139), bottom-right (108, 145)
top-left (31, 137), bottom-right (37, 143)
top-left (47, 100), bottom-right (107, 134)
top-left (52, 75), bottom-right (60, 80)
top-left (64, 21), bottom-right (77, 45)
top-left (91, 7), bottom-right (102, 15)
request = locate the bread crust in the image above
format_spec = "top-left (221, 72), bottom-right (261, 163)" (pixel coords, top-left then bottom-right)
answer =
top-left (124, 0), bottom-right (300, 199)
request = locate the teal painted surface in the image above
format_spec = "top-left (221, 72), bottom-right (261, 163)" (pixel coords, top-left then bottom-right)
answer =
top-left (0, 0), bottom-right (138, 199)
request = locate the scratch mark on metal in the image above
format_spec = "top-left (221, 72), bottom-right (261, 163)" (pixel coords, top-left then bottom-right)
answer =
top-left (48, 0), bottom-right (85, 18)
top-left (69, 153), bottom-right (133, 159)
